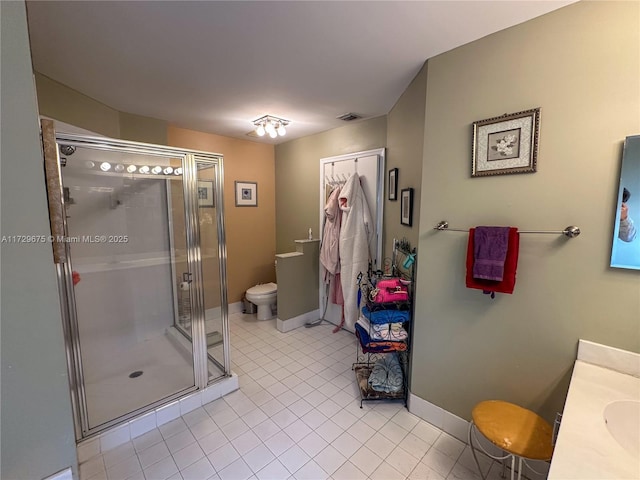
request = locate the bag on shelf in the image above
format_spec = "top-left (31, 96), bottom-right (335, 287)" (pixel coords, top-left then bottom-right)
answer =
top-left (369, 277), bottom-right (409, 303)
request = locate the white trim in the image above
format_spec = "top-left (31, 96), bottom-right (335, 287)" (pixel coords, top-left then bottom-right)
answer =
top-left (577, 339), bottom-right (640, 377)
top-left (276, 309), bottom-right (321, 333)
top-left (43, 468), bottom-right (74, 480)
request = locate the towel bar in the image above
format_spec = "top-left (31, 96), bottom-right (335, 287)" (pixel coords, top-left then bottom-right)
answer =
top-left (434, 221), bottom-right (580, 238)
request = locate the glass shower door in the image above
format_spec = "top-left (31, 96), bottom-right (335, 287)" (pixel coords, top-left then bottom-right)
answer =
top-left (60, 146), bottom-right (196, 432)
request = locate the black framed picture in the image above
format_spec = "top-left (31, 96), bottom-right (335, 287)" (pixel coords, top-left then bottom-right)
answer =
top-left (401, 188), bottom-right (414, 226)
top-left (388, 168), bottom-right (398, 201)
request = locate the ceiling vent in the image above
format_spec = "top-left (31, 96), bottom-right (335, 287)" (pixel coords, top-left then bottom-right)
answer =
top-left (337, 113), bottom-right (361, 122)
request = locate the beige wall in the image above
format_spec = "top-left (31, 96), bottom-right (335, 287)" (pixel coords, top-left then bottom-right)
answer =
top-left (168, 126), bottom-right (276, 303)
top-left (275, 116), bottom-right (387, 253)
top-left (119, 111), bottom-right (167, 145)
top-left (384, 63), bottom-right (427, 259)
top-left (413, 0), bottom-right (640, 424)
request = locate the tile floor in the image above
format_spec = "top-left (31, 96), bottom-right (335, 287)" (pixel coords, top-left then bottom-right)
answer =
top-left (79, 312), bottom-right (531, 480)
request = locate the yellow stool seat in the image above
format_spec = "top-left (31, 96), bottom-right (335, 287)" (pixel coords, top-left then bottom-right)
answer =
top-left (472, 400), bottom-right (553, 460)
top-left (468, 400), bottom-right (554, 480)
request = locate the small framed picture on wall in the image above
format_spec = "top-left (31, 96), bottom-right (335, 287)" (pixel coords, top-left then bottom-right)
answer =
top-left (401, 188), bottom-right (414, 226)
top-left (388, 168), bottom-right (398, 201)
top-left (235, 181), bottom-right (258, 207)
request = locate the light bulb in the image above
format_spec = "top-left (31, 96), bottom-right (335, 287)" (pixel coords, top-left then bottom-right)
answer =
top-left (174, 167), bottom-right (183, 175)
top-left (139, 166), bottom-right (150, 174)
top-left (163, 167), bottom-right (174, 175)
top-left (269, 128), bottom-right (278, 138)
top-left (152, 166), bottom-right (162, 174)
top-left (265, 121), bottom-right (276, 136)
top-left (126, 165), bottom-right (137, 173)
top-left (114, 164), bottom-right (125, 172)
top-left (85, 161), bottom-right (95, 169)
top-left (256, 123), bottom-right (266, 137)
top-left (277, 123), bottom-right (286, 136)
top-left (100, 162), bottom-right (111, 171)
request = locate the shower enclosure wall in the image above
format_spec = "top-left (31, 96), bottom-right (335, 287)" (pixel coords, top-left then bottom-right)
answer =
top-left (48, 129), bottom-right (230, 440)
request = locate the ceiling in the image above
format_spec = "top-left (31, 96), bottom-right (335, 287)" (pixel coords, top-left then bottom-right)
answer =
top-left (26, 1), bottom-right (576, 144)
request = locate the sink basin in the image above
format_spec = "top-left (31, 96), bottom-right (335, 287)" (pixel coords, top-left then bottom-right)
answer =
top-left (603, 400), bottom-right (640, 457)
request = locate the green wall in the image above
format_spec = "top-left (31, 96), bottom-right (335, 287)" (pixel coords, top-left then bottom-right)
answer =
top-left (274, 116), bottom-right (387, 253)
top-left (1, 2), bottom-right (78, 478)
top-left (413, 0), bottom-right (640, 423)
top-left (384, 62), bottom-right (427, 258)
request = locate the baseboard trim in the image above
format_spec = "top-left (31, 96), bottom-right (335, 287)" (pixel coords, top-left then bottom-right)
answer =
top-left (276, 309), bottom-right (321, 333)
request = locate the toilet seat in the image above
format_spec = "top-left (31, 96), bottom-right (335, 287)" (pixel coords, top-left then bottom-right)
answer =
top-left (246, 282), bottom-right (277, 297)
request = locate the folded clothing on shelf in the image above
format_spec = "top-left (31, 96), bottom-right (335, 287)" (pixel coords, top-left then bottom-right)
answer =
top-left (368, 354), bottom-right (403, 393)
top-left (357, 316), bottom-right (407, 341)
top-left (361, 305), bottom-right (410, 324)
top-left (355, 323), bottom-right (407, 353)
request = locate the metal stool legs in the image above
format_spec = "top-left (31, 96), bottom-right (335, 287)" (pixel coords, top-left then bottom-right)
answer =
top-left (469, 420), bottom-right (523, 480)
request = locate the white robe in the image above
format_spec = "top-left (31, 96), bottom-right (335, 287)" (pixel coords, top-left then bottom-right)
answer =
top-left (339, 173), bottom-right (373, 330)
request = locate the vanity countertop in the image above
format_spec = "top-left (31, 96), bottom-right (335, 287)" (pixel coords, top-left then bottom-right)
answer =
top-left (548, 342), bottom-right (640, 479)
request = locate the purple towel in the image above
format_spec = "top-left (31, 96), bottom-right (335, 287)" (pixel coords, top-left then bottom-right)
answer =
top-left (473, 226), bottom-right (510, 281)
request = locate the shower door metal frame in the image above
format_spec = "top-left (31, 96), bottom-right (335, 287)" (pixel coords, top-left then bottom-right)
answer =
top-left (51, 132), bottom-right (231, 440)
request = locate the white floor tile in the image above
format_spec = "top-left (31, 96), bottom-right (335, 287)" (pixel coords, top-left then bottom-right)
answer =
top-left (313, 445), bottom-right (346, 476)
top-left (173, 442), bottom-right (205, 471)
top-left (369, 461), bottom-right (407, 480)
top-left (252, 419), bottom-right (281, 442)
top-left (255, 459), bottom-right (291, 480)
top-left (330, 461), bottom-right (367, 480)
top-left (218, 458), bottom-right (253, 480)
top-left (349, 445), bottom-right (383, 476)
top-left (189, 417), bottom-right (219, 440)
top-left (106, 455), bottom-right (141, 480)
top-left (264, 431), bottom-right (295, 457)
top-left (243, 444), bottom-right (276, 473)
top-left (331, 431), bottom-right (362, 459)
top-left (142, 455), bottom-right (178, 480)
top-left (433, 433), bottom-right (466, 461)
top-left (283, 420), bottom-right (312, 443)
top-left (385, 446), bottom-right (420, 476)
top-left (197, 430), bottom-right (229, 455)
top-left (297, 431), bottom-right (328, 457)
top-left (422, 447), bottom-right (456, 478)
top-left (180, 457), bottom-right (215, 480)
top-left (138, 441), bottom-right (171, 469)
top-left (231, 430), bottom-right (262, 456)
top-left (165, 429), bottom-right (196, 454)
top-left (207, 443), bottom-right (240, 472)
top-left (408, 461), bottom-right (446, 480)
top-left (364, 432), bottom-right (396, 459)
top-left (278, 445), bottom-right (310, 475)
top-left (79, 316), bottom-right (487, 480)
top-left (293, 460), bottom-right (329, 480)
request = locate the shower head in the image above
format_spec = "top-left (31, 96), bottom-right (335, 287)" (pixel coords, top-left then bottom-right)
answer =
top-left (59, 145), bottom-right (76, 156)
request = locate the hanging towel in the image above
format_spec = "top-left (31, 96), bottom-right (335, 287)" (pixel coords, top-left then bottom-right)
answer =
top-left (466, 227), bottom-right (519, 296)
top-left (473, 226), bottom-right (511, 281)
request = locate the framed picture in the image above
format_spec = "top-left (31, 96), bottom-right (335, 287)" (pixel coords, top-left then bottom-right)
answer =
top-left (400, 188), bottom-right (414, 226)
top-left (235, 181), bottom-right (257, 207)
top-left (388, 168), bottom-right (398, 201)
top-left (472, 108), bottom-right (540, 177)
top-left (197, 180), bottom-right (215, 208)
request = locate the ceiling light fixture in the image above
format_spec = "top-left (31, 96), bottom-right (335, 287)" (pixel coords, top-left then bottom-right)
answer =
top-left (253, 115), bottom-right (289, 139)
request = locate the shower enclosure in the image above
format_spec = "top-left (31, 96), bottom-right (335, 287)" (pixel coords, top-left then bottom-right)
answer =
top-left (48, 130), bottom-right (230, 439)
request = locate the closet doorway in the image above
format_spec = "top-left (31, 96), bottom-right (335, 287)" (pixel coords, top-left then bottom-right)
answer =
top-left (319, 148), bottom-right (385, 331)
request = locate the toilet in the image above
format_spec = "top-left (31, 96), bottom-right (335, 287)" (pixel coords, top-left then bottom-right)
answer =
top-left (245, 282), bottom-right (277, 320)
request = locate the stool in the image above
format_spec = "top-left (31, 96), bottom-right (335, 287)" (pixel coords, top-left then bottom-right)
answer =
top-left (468, 400), bottom-right (554, 480)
